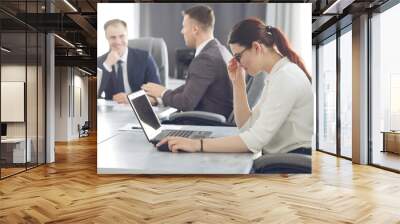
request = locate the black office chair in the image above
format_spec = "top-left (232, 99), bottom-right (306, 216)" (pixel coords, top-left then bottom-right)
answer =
top-left (252, 149), bottom-right (312, 174)
top-left (175, 48), bottom-right (195, 79)
top-left (78, 121), bottom-right (90, 138)
top-left (162, 111), bottom-right (231, 126)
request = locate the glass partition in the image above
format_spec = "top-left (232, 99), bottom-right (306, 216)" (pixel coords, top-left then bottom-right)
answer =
top-left (0, 1), bottom-right (46, 179)
top-left (27, 31), bottom-right (38, 169)
top-left (317, 36), bottom-right (337, 155)
top-left (370, 3), bottom-right (400, 171)
top-left (339, 28), bottom-right (352, 158)
top-left (1, 30), bottom-right (28, 177)
top-left (38, 32), bottom-right (45, 165)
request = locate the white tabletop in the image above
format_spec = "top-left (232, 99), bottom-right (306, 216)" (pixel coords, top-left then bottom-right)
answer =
top-left (97, 101), bottom-right (136, 143)
top-left (97, 125), bottom-right (253, 174)
top-left (97, 100), bottom-right (254, 174)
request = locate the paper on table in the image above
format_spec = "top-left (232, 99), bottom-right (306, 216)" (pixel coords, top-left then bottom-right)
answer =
top-left (118, 123), bottom-right (142, 131)
top-left (118, 123), bottom-right (184, 131)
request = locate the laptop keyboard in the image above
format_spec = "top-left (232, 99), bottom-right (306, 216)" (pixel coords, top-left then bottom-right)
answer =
top-left (164, 130), bottom-right (194, 138)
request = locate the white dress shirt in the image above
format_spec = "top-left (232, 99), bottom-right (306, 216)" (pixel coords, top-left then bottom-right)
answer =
top-left (238, 57), bottom-right (313, 157)
top-left (102, 48), bottom-right (132, 94)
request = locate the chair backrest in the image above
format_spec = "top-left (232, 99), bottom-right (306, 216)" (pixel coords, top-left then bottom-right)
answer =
top-left (175, 48), bottom-right (195, 79)
top-left (128, 37), bottom-right (169, 87)
top-left (226, 72), bottom-right (266, 124)
top-left (252, 153), bottom-right (311, 173)
top-left (246, 72), bottom-right (266, 108)
top-left (82, 121), bottom-right (90, 130)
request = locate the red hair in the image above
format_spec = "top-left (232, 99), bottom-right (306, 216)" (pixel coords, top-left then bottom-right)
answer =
top-left (228, 18), bottom-right (311, 82)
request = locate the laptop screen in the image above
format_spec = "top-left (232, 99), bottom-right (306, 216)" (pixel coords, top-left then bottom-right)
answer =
top-left (128, 91), bottom-right (161, 140)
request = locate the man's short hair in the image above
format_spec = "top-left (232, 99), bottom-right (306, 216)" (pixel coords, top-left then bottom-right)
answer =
top-left (104, 19), bottom-right (127, 31)
top-left (182, 5), bottom-right (215, 31)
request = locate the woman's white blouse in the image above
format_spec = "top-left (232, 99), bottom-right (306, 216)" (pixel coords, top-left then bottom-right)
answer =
top-left (239, 57), bottom-right (314, 156)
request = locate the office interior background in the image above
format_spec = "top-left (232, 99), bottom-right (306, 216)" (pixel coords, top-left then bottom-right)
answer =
top-left (0, 0), bottom-right (97, 179)
top-left (0, 0), bottom-right (400, 222)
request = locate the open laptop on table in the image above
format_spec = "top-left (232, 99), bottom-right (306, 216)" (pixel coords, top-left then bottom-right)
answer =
top-left (127, 90), bottom-right (212, 151)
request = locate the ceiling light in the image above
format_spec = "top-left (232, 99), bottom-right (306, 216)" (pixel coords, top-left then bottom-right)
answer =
top-left (63, 0), bottom-right (78, 12)
top-left (78, 67), bottom-right (92, 76)
top-left (54, 34), bottom-right (75, 48)
top-left (322, 0), bottom-right (354, 15)
top-left (1, 47), bottom-right (11, 53)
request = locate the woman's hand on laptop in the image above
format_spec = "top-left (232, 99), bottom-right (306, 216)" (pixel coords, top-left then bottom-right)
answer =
top-left (156, 136), bottom-right (201, 153)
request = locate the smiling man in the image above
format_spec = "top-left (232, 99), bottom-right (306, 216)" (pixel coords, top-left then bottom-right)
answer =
top-left (142, 5), bottom-right (233, 118)
top-left (97, 19), bottom-right (160, 104)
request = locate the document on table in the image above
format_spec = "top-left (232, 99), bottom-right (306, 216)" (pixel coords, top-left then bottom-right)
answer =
top-left (118, 123), bottom-right (184, 131)
top-left (118, 123), bottom-right (142, 131)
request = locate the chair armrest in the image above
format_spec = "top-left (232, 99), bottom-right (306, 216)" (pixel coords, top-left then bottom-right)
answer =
top-left (252, 153), bottom-right (311, 174)
top-left (163, 111), bottom-right (228, 126)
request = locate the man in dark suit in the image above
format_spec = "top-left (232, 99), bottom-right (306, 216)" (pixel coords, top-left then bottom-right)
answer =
top-left (142, 5), bottom-right (233, 118)
top-left (97, 19), bottom-right (160, 104)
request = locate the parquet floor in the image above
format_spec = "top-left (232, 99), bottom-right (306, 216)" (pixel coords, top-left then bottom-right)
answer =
top-left (1, 167), bottom-right (26, 178)
top-left (1, 134), bottom-right (400, 223)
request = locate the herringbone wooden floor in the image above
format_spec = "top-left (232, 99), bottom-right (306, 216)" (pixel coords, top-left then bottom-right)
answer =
top-left (1, 134), bottom-right (400, 224)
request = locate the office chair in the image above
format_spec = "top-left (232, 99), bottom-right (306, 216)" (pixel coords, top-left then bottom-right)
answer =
top-left (78, 121), bottom-right (90, 138)
top-left (175, 48), bottom-right (195, 79)
top-left (128, 37), bottom-right (169, 87)
top-left (161, 72), bottom-right (267, 126)
top-left (252, 151), bottom-right (312, 174)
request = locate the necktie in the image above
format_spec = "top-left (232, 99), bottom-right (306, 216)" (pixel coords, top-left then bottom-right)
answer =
top-left (113, 60), bottom-right (125, 94)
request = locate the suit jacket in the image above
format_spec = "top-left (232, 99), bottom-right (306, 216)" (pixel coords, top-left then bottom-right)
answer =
top-left (97, 47), bottom-right (161, 99)
top-left (162, 39), bottom-right (233, 118)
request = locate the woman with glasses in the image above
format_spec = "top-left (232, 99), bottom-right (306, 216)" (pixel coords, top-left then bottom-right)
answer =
top-left (156, 18), bottom-right (313, 171)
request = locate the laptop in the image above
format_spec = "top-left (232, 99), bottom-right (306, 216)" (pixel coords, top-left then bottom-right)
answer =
top-left (127, 90), bottom-right (212, 146)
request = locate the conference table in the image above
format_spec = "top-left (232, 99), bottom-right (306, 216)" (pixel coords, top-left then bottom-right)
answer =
top-left (97, 99), bottom-right (254, 174)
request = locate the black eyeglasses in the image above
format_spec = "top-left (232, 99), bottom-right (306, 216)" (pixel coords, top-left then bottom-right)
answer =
top-left (233, 48), bottom-right (249, 63)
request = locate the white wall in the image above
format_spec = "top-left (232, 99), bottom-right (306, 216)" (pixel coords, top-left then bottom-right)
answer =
top-left (75, 74), bottom-right (89, 123)
top-left (55, 67), bottom-right (70, 141)
top-left (97, 3), bottom-right (140, 57)
top-left (54, 67), bottom-right (89, 141)
top-left (1, 82), bottom-right (25, 122)
top-left (72, 74), bottom-right (89, 138)
top-left (1, 65), bottom-right (28, 138)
